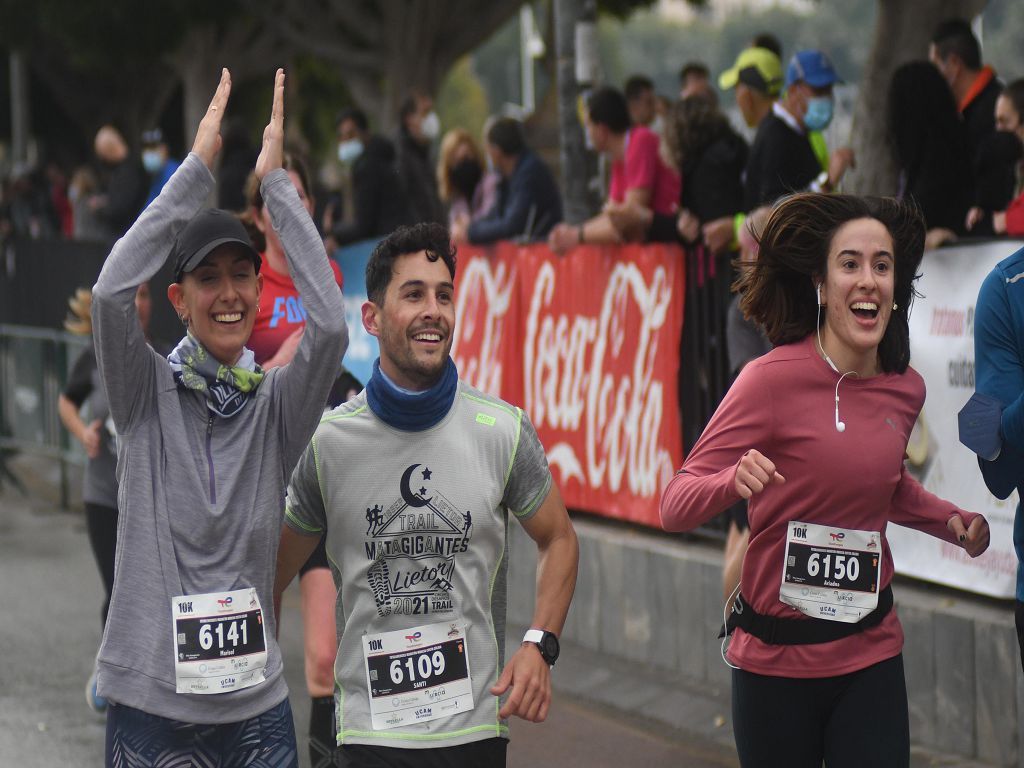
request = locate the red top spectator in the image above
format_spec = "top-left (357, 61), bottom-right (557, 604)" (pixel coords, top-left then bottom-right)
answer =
top-left (548, 86), bottom-right (681, 252)
top-left (609, 125), bottom-right (680, 217)
top-left (250, 256), bottom-right (343, 365)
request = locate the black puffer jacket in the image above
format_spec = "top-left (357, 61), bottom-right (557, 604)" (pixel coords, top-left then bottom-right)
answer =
top-left (333, 135), bottom-right (415, 244)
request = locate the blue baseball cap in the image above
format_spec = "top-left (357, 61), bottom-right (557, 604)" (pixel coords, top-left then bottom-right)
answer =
top-left (785, 50), bottom-right (842, 89)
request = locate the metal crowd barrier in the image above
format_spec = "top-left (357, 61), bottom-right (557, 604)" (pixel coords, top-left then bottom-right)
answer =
top-left (0, 324), bottom-right (89, 506)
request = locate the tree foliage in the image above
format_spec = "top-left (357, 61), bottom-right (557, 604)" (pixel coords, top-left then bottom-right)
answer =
top-left (261, 0), bottom-right (527, 130)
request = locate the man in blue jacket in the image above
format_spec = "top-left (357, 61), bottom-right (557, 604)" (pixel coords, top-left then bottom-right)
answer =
top-left (973, 245), bottom-right (1024, 668)
top-left (452, 117), bottom-right (562, 244)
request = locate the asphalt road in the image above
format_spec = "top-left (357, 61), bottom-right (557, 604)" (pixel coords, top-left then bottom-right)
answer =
top-left (0, 455), bottom-right (992, 768)
top-left (0, 459), bottom-right (737, 768)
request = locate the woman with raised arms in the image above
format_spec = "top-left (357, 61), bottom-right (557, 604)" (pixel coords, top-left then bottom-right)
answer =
top-left (90, 68), bottom-right (346, 766)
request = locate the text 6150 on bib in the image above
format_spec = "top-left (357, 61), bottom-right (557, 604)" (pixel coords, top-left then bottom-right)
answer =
top-left (780, 521), bottom-right (881, 623)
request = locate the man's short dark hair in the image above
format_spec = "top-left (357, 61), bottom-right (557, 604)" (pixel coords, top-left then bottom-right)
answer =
top-left (486, 117), bottom-right (526, 156)
top-left (624, 75), bottom-right (654, 101)
top-left (337, 108), bottom-right (368, 133)
top-left (931, 18), bottom-right (982, 70)
top-left (366, 222), bottom-right (457, 306)
top-left (678, 62), bottom-right (709, 83)
top-left (751, 33), bottom-right (783, 60)
top-left (587, 87), bottom-right (631, 134)
top-left (398, 89), bottom-right (428, 124)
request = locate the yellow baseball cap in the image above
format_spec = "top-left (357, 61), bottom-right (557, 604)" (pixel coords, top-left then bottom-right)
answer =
top-left (718, 47), bottom-right (783, 97)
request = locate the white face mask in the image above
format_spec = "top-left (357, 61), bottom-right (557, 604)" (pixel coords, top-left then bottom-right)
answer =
top-left (419, 111), bottom-right (441, 141)
top-left (338, 139), bottom-right (364, 165)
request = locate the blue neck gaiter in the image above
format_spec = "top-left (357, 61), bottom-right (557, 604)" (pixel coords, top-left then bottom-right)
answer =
top-left (365, 357), bottom-right (458, 431)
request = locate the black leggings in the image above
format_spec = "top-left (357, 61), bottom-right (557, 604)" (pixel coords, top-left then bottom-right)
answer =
top-left (1016, 601), bottom-right (1024, 671)
top-left (336, 738), bottom-right (507, 767)
top-left (732, 654), bottom-right (909, 768)
top-left (84, 502), bottom-right (118, 628)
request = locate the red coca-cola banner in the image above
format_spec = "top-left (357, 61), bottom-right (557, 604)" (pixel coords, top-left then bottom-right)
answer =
top-left (451, 242), bottom-right (685, 527)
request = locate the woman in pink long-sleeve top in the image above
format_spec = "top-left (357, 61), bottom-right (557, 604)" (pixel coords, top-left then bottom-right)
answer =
top-left (661, 193), bottom-right (990, 768)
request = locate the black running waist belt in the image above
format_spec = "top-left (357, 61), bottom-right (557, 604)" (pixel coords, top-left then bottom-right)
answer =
top-left (723, 585), bottom-right (894, 645)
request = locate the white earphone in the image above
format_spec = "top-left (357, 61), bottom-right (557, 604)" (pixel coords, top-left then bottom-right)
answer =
top-left (815, 282), bottom-right (851, 432)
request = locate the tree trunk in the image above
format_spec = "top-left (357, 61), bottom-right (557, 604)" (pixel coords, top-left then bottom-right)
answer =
top-left (554, 0), bottom-right (603, 222)
top-left (848, 0), bottom-right (988, 196)
top-left (169, 21), bottom-right (284, 156)
top-left (9, 51), bottom-right (30, 165)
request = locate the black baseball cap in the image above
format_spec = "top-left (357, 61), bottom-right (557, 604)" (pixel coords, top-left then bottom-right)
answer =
top-left (172, 209), bottom-right (261, 283)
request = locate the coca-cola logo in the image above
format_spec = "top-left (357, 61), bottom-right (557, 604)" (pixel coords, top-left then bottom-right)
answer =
top-left (524, 260), bottom-right (676, 498)
top-left (452, 255), bottom-right (515, 397)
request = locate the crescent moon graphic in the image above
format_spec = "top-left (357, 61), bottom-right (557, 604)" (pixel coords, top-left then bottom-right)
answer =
top-left (400, 463), bottom-right (431, 507)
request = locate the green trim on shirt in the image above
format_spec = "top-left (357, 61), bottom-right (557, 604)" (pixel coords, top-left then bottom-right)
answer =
top-left (488, 530), bottom-right (508, 729)
top-left (285, 507), bottom-right (323, 533)
top-left (340, 724), bottom-right (509, 743)
top-left (460, 392), bottom-right (517, 418)
top-left (321, 404), bottom-right (369, 424)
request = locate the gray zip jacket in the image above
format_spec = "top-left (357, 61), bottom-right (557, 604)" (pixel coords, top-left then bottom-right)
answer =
top-left (91, 153), bottom-right (347, 723)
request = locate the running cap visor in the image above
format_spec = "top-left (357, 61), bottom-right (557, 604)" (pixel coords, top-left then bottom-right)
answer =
top-left (719, 47), bottom-right (783, 97)
top-left (172, 209), bottom-right (261, 283)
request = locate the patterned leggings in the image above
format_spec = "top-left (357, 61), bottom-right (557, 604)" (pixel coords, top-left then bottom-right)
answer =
top-left (105, 699), bottom-right (297, 768)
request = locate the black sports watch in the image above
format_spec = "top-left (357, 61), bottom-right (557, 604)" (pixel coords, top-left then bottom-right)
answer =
top-left (523, 628), bottom-right (560, 666)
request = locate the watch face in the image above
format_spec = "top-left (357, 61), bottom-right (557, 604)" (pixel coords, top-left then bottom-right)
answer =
top-left (541, 633), bottom-right (560, 661)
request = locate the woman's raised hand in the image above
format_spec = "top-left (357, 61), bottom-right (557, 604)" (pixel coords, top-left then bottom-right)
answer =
top-left (192, 68), bottom-right (231, 170)
top-left (255, 69), bottom-right (285, 182)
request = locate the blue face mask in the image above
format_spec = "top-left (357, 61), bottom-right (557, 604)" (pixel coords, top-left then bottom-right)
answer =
top-left (804, 96), bottom-right (834, 132)
top-left (142, 149), bottom-right (163, 174)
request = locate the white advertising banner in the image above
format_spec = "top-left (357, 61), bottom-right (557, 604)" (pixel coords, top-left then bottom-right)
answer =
top-left (890, 239), bottom-right (1024, 598)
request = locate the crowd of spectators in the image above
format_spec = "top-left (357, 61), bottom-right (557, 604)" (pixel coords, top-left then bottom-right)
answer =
top-left (3, 17), bottom-right (1023, 269)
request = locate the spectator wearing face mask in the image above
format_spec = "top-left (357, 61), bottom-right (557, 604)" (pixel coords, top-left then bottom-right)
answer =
top-left (140, 129), bottom-right (180, 208)
top-left (395, 89), bottom-right (445, 225)
top-left (967, 79), bottom-right (1024, 237)
top-left (453, 117), bottom-right (563, 244)
top-left (886, 61), bottom-right (973, 246)
top-left (743, 50), bottom-right (854, 211)
top-left (331, 108), bottom-right (414, 246)
top-left (437, 128), bottom-right (499, 229)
